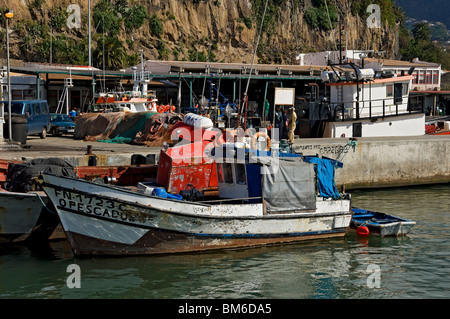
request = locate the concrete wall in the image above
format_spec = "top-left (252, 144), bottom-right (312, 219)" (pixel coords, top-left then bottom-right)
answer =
top-left (294, 135), bottom-right (450, 189)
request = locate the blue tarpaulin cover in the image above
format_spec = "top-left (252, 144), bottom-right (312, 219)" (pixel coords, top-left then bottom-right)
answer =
top-left (303, 156), bottom-right (341, 199)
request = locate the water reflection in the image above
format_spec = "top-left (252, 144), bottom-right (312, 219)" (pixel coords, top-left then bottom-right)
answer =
top-left (1, 184), bottom-right (449, 298)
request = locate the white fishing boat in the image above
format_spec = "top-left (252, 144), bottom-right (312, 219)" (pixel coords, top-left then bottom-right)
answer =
top-left (303, 62), bottom-right (425, 138)
top-left (93, 94), bottom-right (157, 113)
top-left (40, 146), bottom-right (352, 256)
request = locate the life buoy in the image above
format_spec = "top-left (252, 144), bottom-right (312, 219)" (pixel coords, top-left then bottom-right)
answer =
top-left (213, 129), bottom-right (237, 148)
top-left (150, 120), bottom-right (162, 133)
top-left (251, 132), bottom-right (271, 151)
top-left (224, 129), bottom-right (237, 143)
top-left (213, 133), bottom-right (225, 148)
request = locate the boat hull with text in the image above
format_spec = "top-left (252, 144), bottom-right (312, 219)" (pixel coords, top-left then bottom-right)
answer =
top-left (41, 173), bottom-right (352, 256)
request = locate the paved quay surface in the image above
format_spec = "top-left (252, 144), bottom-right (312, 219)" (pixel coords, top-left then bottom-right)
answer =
top-left (0, 136), bottom-right (162, 165)
top-left (1, 133), bottom-right (449, 163)
top-left (1, 133), bottom-right (450, 188)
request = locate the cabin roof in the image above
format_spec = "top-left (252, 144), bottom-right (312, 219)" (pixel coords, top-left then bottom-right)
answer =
top-left (326, 75), bottom-right (413, 87)
top-left (365, 58), bottom-right (440, 68)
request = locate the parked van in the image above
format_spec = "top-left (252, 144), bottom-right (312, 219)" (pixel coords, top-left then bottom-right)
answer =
top-left (1, 100), bottom-right (51, 139)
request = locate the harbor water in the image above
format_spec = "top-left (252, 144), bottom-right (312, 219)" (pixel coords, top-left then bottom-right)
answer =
top-left (0, 184), bottom-right (449, 299)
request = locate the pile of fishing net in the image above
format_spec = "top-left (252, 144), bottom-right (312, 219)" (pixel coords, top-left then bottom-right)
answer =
top-left (73, 112), bottom-right (123, 141)
top-left (73, 112), bottom-right (183, 146)
top-left (132, 113), bottom-right (184, 146)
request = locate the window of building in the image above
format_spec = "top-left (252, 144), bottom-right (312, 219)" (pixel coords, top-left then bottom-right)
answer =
top-left (419, 70), bottom-right (425, 84)
top-left (412, 71), bottom-right (419, 84)
top-left (426, 71), bottom-right (432, 84)
top-left (47, 90), bottom-right (58, 110)
top-left (402, 83), bottom-right (409, 96)
top-left (433, 70), bottom-right (439, 84)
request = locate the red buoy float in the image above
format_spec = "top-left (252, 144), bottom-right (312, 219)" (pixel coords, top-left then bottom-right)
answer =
top-left (356, 225), bottom-right (370, 237)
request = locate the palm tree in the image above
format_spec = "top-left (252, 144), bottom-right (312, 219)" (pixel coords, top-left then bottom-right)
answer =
top-left (93, 36), bottom-right (126, 69)
top-left (412, 22), bottom-right (431, 42)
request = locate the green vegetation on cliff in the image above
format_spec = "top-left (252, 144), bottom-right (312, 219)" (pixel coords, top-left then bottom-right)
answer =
top-left (2, 0), bottom-right (448, 69)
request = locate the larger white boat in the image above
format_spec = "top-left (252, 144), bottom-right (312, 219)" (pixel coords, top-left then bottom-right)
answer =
top-left (306, 63), bottom-right (424, 138)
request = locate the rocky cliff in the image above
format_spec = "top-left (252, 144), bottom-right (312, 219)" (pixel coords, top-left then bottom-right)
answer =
top-left (0, 0), bottom-right (401, 66)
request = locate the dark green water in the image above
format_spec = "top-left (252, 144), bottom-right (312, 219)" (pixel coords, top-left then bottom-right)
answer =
top-left (1, 184), bottom-right (449, 299)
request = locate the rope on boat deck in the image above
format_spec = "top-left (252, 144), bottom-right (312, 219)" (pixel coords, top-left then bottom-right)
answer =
top-left (32, 192), bottom-right (57, 215)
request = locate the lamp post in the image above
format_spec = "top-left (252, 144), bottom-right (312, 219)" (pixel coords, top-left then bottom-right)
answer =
top-left (4, 10), bottom-right (14, 142)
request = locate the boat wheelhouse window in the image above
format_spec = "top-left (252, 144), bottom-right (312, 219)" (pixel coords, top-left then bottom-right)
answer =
top-left (386, 85), bottom-right (393, 97)
top-left (402, 83), bottom-right (409, 96)
top-left (235, 164), bottom-right (246, 185)
top-left (223, 163), bottom-right (233, 184)
top-left (217, 163), bottom-right (224, 183)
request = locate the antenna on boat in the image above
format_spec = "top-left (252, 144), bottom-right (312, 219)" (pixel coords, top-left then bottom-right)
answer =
top-left (240, 0), bottom-right (269, 129)
top-left (88, 0), bottom-right (91, 67)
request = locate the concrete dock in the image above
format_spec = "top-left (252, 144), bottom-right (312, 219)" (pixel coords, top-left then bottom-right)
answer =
top-left (0, 135), bottom-right (162, 166)
top-left (292, 134), bottom-right (450, 189)
top-left (1, 134), bottom-right (450, 190)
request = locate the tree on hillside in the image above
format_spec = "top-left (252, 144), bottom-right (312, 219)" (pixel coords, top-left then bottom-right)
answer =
top-left (411, 22), bottom-right (431, 42)
top-left (400, 22), bottom-right (450, 70)
top-left (94, 36), bottom-right (126, 69)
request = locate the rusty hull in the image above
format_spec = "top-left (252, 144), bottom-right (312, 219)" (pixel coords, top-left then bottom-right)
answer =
top-left (65, 228), bottom-right (347, 256)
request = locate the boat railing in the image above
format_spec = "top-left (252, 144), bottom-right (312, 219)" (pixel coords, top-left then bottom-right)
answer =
top-left (199, 196), bottom-right (262, 205)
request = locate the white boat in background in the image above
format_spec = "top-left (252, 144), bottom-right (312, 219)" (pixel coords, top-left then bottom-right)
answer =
top-left (91, 63), bottom-right (171, 114)
top-left (40, 148), bottom-right (352, 256)
top-left (93, 94), bottom-right (158, 113)
top-left (303, 62), bottom-right (425, 138)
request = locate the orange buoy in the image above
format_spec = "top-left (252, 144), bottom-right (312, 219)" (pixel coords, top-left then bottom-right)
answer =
top-left (251, 131), bottom-right (271, 151)
top-left (356, 225), bottom-right (370, 237)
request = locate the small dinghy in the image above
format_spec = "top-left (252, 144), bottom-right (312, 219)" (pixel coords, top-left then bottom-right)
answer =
top-left (351, 207), bottom-right (416, 237)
